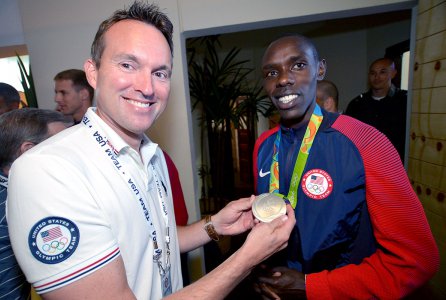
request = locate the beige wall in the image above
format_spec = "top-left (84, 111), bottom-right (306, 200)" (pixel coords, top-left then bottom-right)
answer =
top-left (409, 0), bottom-right (446, 297)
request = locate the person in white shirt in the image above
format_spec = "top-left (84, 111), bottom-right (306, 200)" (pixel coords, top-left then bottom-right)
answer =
top-left (7, 2), bottom-right (295, 299)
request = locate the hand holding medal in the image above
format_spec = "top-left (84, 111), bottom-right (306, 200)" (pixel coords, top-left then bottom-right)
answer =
top-left (252, 193), bottom-right (288, 223)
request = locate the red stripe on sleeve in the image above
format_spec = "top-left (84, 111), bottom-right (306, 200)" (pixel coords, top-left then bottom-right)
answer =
top-left (253, 126), bottom-right (279, 193)
top-left (306, 115), bottom-right (439, 299)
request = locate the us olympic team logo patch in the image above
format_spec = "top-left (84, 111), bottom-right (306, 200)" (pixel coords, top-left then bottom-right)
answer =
top-left (301, 169), bottom-right (333, 200)
top-left (28, 217), bottom-right (80, 264)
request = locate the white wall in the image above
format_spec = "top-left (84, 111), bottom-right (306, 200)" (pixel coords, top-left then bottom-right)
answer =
top-left (0, 0), bottom-right (25, 47)
top-left (14, 0), bottom-right (416, 280)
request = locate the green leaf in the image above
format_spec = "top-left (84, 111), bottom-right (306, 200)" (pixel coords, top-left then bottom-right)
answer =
top-left (16, 53), bottom-right (38, 108)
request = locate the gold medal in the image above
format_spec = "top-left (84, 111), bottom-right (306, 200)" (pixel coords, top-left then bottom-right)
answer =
top-left (252, 193), bottom-right (286, 223)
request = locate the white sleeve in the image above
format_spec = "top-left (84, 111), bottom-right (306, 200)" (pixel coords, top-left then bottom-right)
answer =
top-left (7, 152), bottom-right (119, 294)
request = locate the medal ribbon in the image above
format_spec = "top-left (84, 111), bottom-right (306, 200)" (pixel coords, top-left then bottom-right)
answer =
top-left (269, 104), bottom-right (323, 208)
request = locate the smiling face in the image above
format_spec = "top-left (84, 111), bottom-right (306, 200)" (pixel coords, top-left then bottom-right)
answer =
top-left (368, 58), bottom-right (396, 96)
top-left (262, 36), bottom-right (325, 128)
top-left (84, 19), bottom-right (172, 149)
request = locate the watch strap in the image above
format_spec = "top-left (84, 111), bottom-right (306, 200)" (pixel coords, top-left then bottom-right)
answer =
top-left (203, 215), bottom-right (220, 241)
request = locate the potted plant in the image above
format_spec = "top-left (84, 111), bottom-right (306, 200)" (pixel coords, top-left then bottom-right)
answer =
top-left (187, 36), bottom-right (272, 212)
top-left (16, 53), bottom-right (38, 108)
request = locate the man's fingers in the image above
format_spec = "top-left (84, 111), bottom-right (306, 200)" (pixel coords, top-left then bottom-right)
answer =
top-left (242, 194), bottom-right (256, 209)
top-left (285, 203), bottom-right (295, 218)
top-left (283, 204), bottom-right (296, 230)
top-left (258, 274), bottom-right (280, 287)
top-left (268, 204), bottom-right (295, 229)
top-left (260, 283), bottom-right (280, 300)
top-left (228, 194), bottom-right (256, 212)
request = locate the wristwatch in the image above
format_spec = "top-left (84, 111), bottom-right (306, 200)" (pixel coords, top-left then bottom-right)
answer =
top-left (203, 215), bottom-right (220, 241)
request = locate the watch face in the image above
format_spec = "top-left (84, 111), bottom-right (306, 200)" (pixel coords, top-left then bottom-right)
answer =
top-left (252, 193), bottom-right (286, 223)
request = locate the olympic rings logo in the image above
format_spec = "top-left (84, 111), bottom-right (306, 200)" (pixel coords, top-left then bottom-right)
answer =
top-left (306, 183), bottom-right (325, 194)
top-left (29, 217), bottom-right (80, 264)
top-left (42, 237), bottom-right (68, 253)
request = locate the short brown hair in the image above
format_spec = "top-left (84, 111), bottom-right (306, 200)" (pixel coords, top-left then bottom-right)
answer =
top-left (54, 69), bottom-right (94, 104)
top-left (90, 1), bottom-right (174, 68)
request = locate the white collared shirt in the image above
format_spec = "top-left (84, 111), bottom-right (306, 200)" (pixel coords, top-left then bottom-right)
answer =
top-left (7, 108), bottom-right (182, 299)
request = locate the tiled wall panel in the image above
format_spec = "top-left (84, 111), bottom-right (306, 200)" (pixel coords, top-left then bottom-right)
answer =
top-left (410, 0), bottom-right (446, 297)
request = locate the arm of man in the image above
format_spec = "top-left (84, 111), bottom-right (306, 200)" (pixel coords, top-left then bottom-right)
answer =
top-left (7, 152), bottom-right (128, 299)
top-left (39, 190), bottom-right (292, 300)
top-left (177, 195), bottom-right (256, 252)
top-left (41, 257), bottom-right (135, 300)
top-left (168, 204), bottom-right (296, 300)
top-left (255, 118), bottom-right (440, 300)
top-left (305, 117), bottom-right (440, 299)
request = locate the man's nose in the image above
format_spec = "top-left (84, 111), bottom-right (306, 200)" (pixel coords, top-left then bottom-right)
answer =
top-left (135, 72), bottom-right (154, 99)
top-left (55, 93), bottom-right (62, 102)
top-left (277, 71), bottom-right (295, 87)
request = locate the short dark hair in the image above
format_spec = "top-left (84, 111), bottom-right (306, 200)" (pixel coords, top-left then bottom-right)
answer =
top-left (54, 69), bottom-right (94, 103)
top-left (0, 82), bottom-right (20, 105)
top-left (269, 33), bottom-right (320, 63)
top-left (0, 108), bottom-right (67, 169)
top-left (317, 80), bottom-right (339, 105)
top-left (90, 1), bottom-right (174, 68)
top-left (369, 57), bottom-right (396, 71)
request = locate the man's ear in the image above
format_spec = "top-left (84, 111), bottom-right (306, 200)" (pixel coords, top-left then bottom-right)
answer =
top-left (19, 141), bottom-right (35, 155)
top-left (317, 59), bottom-right (327, 80)
top-left (84, 59), bottom-right (98, 89)
top-left (79, 88), bottom-right (89, 103)
top-left (325, 97), bottom-right (335, 112)
top-left (390, 68), bottom-right (397, 79)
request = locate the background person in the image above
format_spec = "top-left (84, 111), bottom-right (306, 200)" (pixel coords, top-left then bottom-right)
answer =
top-left (316, 79), bottom-right (339, 113)
top-left (345, 57), bottom-right (407, 161)
top-left (0, 108), bottom-right (68, 300)
top-left (7, 2), bottom-right (295, 299)
top-left (54, 69), bottom-right (94, 125)
top-left (253, 34), bottom-right (439, 299)
top-left (0, 82), bottom-right (21, 115)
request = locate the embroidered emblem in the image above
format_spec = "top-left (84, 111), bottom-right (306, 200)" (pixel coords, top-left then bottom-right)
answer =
top-left (301, 169), bottom-right (333, 200)
top-left (28, 216), bottom-right (80, 264)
